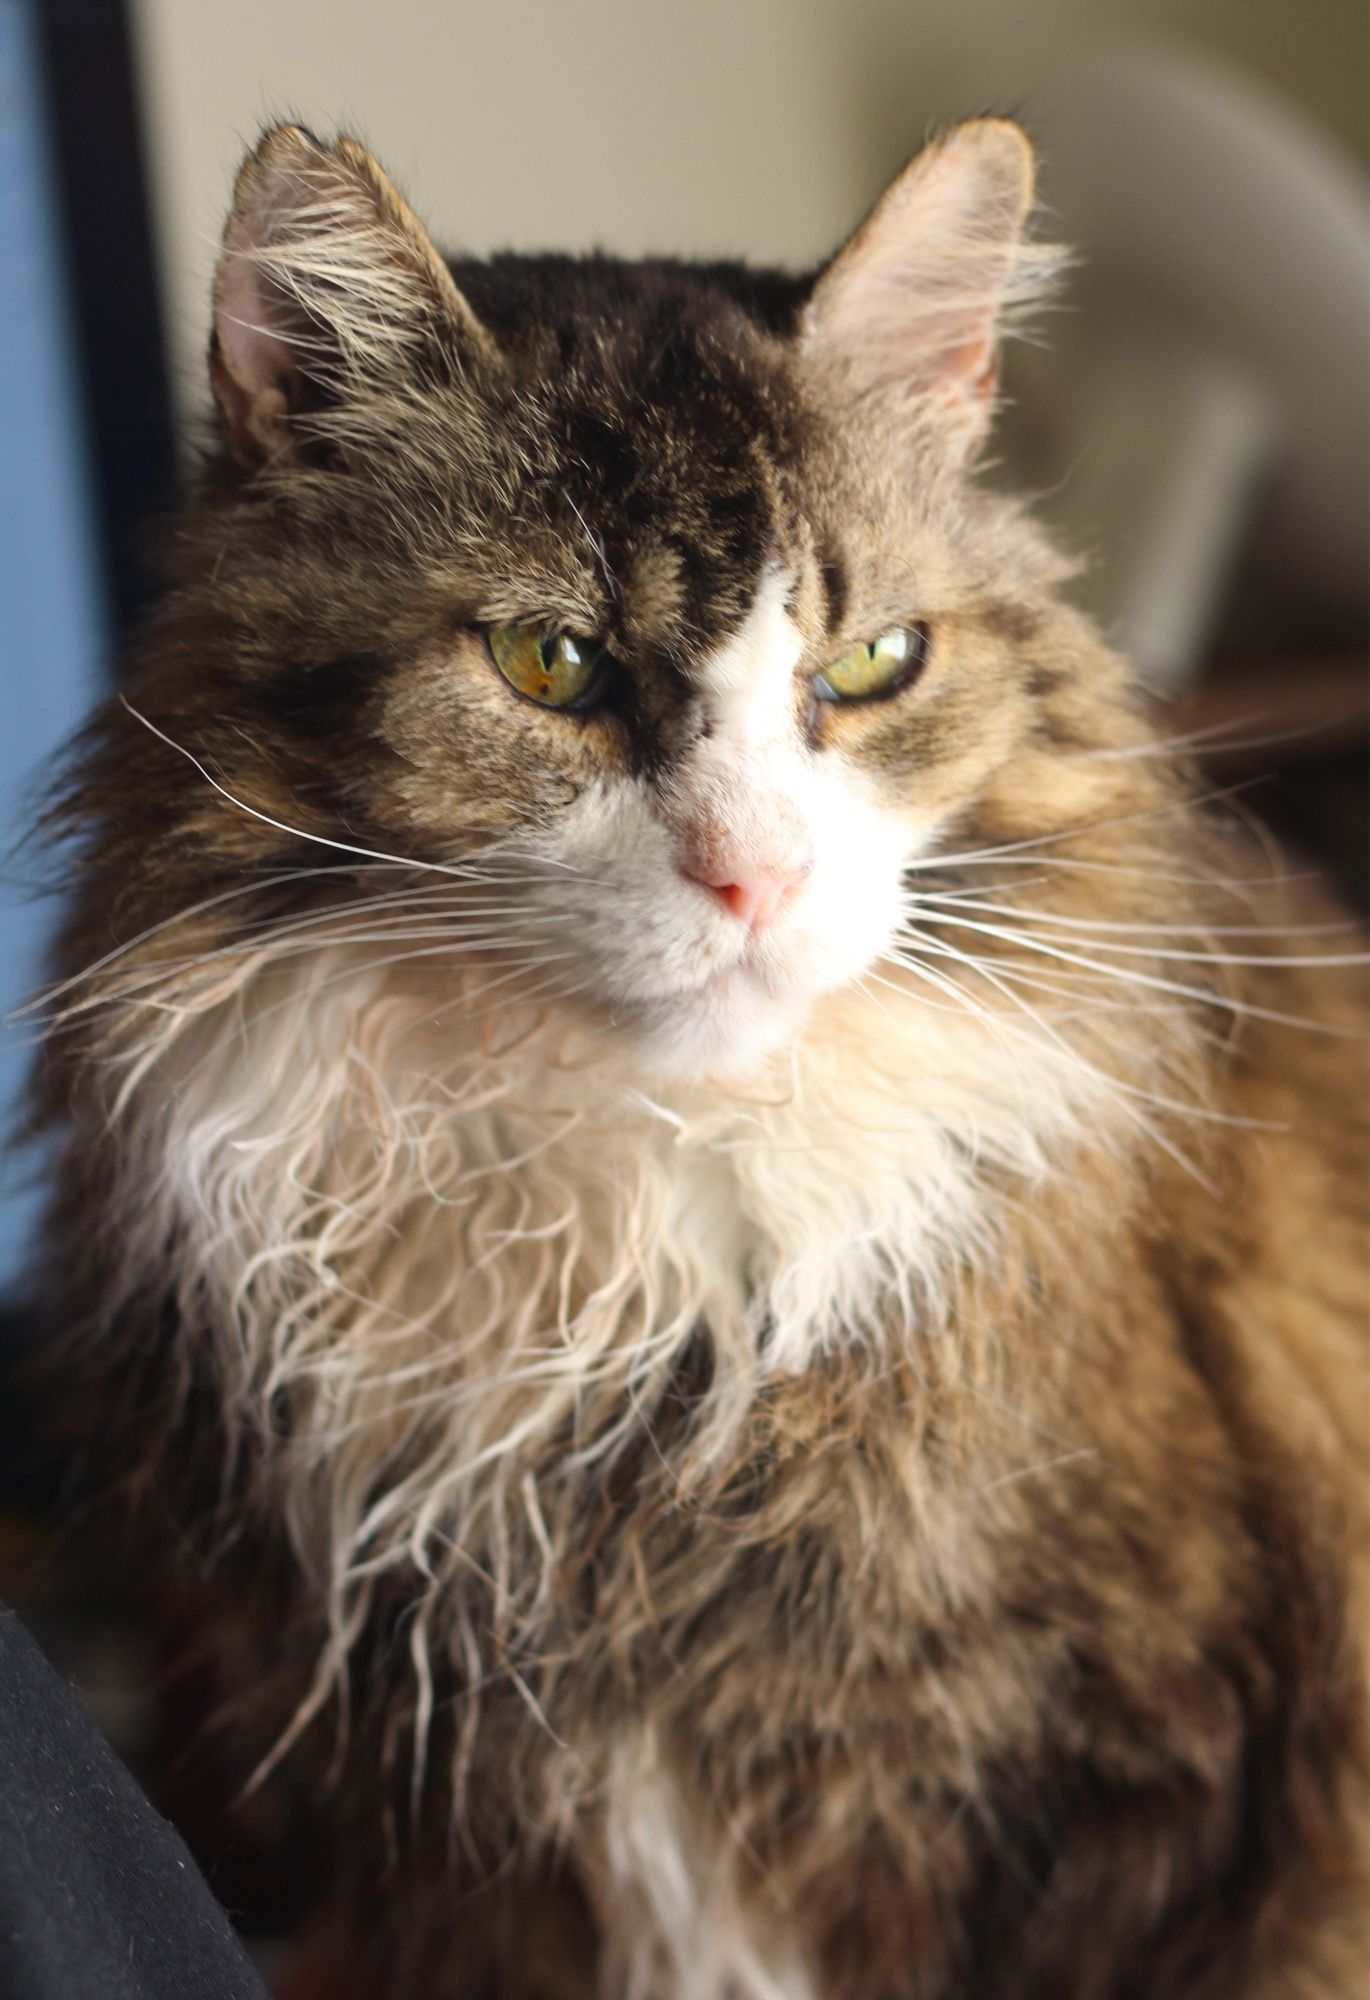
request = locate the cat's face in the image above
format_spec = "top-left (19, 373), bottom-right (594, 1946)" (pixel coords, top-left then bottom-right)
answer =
top-left (125, 120), bottom-right (1084, 1076)
top-left (433, 572), bottom-right (919, 1075)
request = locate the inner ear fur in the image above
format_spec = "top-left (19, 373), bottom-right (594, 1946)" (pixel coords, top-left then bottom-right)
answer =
top-left (211, 124), bottom-right (494, 464)
top-left (802, 118), bottom-right (1065, 459)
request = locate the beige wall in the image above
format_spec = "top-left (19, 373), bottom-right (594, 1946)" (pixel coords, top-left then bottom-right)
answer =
top-left (132, 0), bottom-right (1367, 414)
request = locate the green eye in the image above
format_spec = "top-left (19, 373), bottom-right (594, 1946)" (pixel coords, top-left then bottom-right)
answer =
top-left (488, 623), bottom-right (604, 708)
top-left (814, 624), bottom-right (928, 703)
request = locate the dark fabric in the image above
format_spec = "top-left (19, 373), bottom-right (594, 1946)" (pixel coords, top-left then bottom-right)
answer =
top-left (0, 1605), bottom-right (269, 2000)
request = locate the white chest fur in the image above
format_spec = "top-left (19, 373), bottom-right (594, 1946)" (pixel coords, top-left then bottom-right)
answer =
top-left (96, 938), bottom-right (1122, 1996)
top-left (108, 941), bottom-right (1107, 1615)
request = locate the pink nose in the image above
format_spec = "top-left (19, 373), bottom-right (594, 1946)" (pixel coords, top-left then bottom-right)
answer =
top-left (685, 861), bottom-right (812, 931)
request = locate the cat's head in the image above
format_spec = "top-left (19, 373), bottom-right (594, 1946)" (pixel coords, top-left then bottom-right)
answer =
top-left (114, 119), bottom-right (1124, 1078)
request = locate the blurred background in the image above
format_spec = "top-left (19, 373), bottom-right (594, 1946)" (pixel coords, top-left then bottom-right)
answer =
top-left (1, 0), bottom-right (1366, 1974)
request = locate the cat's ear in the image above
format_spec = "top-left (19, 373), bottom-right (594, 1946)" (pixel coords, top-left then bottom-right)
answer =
top-left (802, 119), bottom-right (1060, 460)
top-left (211, 124), bottom-right (494, 464)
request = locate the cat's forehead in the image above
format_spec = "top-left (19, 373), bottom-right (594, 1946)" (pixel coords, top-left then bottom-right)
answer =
top-left (355, 251), bottom-right (964, 673)
top-left (451, 255), bottom-right (829, 652)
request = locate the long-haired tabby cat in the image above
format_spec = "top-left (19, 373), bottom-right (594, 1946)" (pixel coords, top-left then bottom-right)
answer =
top-left (33, 117), bottom-right (1367, 1998)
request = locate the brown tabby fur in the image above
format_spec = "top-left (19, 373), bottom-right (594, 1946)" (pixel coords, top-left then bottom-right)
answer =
top-left (31, 121), bottom-right (1368, 1997)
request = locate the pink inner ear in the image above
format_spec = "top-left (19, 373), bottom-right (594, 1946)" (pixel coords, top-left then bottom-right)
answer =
top-left (216, 234), bottom-right (302, 403)
top-left (802, 122), bottom-right (1044, 458)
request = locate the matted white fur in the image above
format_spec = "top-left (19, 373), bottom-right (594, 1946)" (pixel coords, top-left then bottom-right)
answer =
top-left (598, 1731), bottom-right (819, 2000)
top-left (91, 926), bottom-right (1114, 1986)
top-left (97, 912), bottom-right (1115, 1628)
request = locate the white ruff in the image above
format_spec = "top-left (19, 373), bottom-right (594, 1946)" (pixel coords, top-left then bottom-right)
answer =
top-left (104, 940), bottom-right (1108, 1602)
top-left (97, 941), bottom-right (1116, 1988)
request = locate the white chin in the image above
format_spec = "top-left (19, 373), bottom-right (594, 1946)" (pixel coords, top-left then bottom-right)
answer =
top-left (612, 965), bottom-right (808, 1077)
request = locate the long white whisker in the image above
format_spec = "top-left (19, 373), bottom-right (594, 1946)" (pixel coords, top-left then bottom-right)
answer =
top-left (907, 910), bottom-right (1357, 1034)
top-left (910, 895), bottom-right (1365, 965)
top-left (917, 853), bottom-right (1325, 895)
top-left (118, 695), bottom-right (593, 884)
top-left (14, 864), bottom-right (350, 1021)
top-left (905, 946), bottom-right (1166, 1016)
top-left (910, 889), bottom-right (1355, 943)
top-left (52, 920), bottom-right (570, 1023)
top-left (22, 827), bottom-right (596, 1026)
top-left (890, 936), bottom-right (1228, 1183)
top-left (43, 873), bottom-right (585, 1022)
top-left (905, 777), bottom-right (1267, 877)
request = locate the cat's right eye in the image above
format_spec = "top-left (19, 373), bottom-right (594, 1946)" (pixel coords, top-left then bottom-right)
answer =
top-left (813, 623), bottom-right (929, 704)
top-left (487, 622), bottom-right (607, 709)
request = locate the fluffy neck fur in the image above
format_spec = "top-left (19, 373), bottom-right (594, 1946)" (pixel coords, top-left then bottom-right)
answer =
top-left (87, 930), bottom-right (1172, 1669)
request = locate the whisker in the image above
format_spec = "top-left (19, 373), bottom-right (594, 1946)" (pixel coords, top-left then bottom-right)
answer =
top-left (908, 776), bottom-right (1270, 877)
top-left (119, 695), bottom-right (595, 885)
top-left (1064, 714), bottom-right (1331, 763)
top-left (39, 868), bottom-right (586, 1024)
top-left (21, 832), bottom-right (593, 1026)
top-left (904, 948), bottom-right (1167, 1017)
top-left (911, 902), bottom-right (1365, 968)
top-left (49, 918), bottom-right (573, 1025)
top-left (858, 967), bottom-right (969, 1018)
top-left (905, 911), bottom-right (1357, 1035)
top-left (13, 864), bottom-right (349, 1021)
top-left (918, 853), bottom-right (1327, 895)
top-left (889, 939), bottom-right (1227, 1183)
top-left (909, 888), bottom-right (1356, 943)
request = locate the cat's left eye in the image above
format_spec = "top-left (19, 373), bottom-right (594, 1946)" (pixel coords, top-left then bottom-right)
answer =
top-left (487, 622), bottom-right (607, 709)
top-left (814, 624), bottom-right (929, 704)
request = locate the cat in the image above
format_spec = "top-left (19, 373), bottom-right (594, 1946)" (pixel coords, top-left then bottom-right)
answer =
top-left (33, 117), bottom-right (1368, 1998)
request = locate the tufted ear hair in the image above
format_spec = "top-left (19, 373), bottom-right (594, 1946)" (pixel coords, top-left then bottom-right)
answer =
top-left (211, 123), bottom-right (494, 464)
top-left (802, 119), bottom-right (1064, 460)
